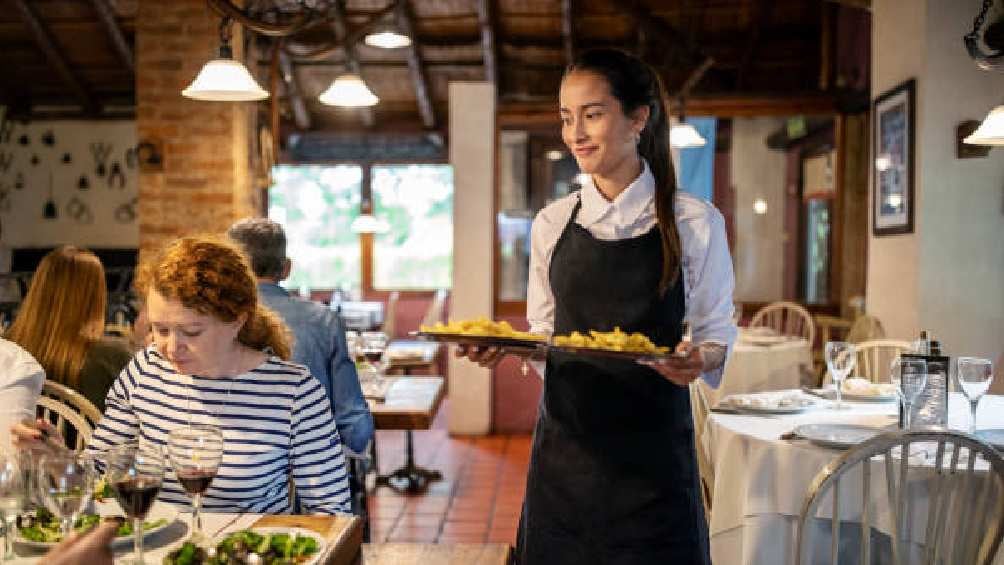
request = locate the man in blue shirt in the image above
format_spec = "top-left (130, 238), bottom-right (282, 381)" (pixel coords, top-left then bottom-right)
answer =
top-left (228, 218), bottom-right (373, 455)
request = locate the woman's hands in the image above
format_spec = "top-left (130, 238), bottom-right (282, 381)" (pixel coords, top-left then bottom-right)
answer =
top-left (11, 418), bottom-right (65, 456)
top-left (455, 345), bottom-right (544, 370)
top-left (640, 342), bottom-right (704, 387)
top-left (47, 519), bottom-right (119, 565)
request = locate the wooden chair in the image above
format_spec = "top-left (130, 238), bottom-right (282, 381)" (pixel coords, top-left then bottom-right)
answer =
top-left (796, 429), bottom-right (1004, 565)
top-left (846, 314), bottom-right (886, 344)
top-left (420, 289), bottom-right (448, 328)
top-left (750, 301), bottom-right (816, 346)
top-left (854, 339), bottom-right (913, 383)
top-left (38, 380), bottom-right (102, 451)
top-left (689, 381), bottom-right (714, 520)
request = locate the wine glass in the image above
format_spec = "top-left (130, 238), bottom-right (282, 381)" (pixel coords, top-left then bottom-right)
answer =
top-left (166, 426), bottom-right (223, 541)
top-left (956, 357), bottom-right (993, 433)
top-left (36, 452), bottom-right (93, 540)
top-left (825, 341), bottom-right (857, 410)
top-left (105, 445), bottom-right (164, 565)
top-left (0, 452), bottom-right (29, 560)
top-left (895, 358), bottom-right (928, 429)
top-left (359, 331), bottom-right (388, 390)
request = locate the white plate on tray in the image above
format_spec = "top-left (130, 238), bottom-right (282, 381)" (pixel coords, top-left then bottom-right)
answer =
top-left (793, 423), bottom-right (881, 449)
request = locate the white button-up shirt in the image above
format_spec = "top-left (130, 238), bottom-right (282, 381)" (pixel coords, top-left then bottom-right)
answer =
top-left (0, 338), bottom-right (44, 450)
top-left (527, 162), bottom-right (737, 387)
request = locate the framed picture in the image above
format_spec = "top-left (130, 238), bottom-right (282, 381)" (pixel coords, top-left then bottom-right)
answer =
top-left (872, 79), bottom-right (915, 236)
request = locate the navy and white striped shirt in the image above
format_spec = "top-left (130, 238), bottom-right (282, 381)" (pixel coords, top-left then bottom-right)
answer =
top-left (87, 346), bottom-right (351, 515)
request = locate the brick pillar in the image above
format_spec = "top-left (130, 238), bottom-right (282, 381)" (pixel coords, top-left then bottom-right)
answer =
top-left (135, 0), bottom-right (260, 255)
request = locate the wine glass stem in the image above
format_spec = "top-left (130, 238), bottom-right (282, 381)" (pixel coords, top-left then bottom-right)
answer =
top-left (61, 516), bottom-right (73, 539)
top-left (193, 493), bottom-right (202, 535)
top-left (969, 399), bottom-right (979, 433)
top-left (904, 402), bottom-right (912, 429)
top-left (134, 517), bottom-right (144, 564)
top-left (2, 514), bottom-right (12, 560)
top-left (835, 381), bottom-right (843, 410)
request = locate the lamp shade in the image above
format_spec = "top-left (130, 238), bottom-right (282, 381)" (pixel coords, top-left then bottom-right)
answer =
top-left (364, 29), bottom-right (412, 49)
top-left (319, 74), bottom-right (379, 107)
top-left (182, 58), bottom-right (269, 101)
top-left (963, 105), bottom-right (1004, 146)
top-left (351, 213), bottom-right (389, 234)
top-left (669, 123), bottom-right (707, 148)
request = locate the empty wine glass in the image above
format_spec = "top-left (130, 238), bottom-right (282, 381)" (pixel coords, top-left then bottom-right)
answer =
top-left (167, 426), bottom-right (223, 541)
top-left (957, 357), bottom-right (993, 433)
top-left (36, 452), bottom-right (93, 540)
top-left (106, 445), bottom-right (164, 565)
top-left (0, 452), bottom-right (28, 560)
top-left (895, 358), bottom-right (928, 429)
top-left (825, 341), bottom-right (857, 410)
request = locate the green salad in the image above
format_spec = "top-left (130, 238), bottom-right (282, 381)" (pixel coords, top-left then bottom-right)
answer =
top-left (164, 530), bottom-right (321, 565)
top-left (18, 507), bottom-right (168, 543)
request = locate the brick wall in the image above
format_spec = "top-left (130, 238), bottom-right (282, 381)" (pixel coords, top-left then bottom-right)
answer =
top-left (135, 0), bottom-right (260, 255)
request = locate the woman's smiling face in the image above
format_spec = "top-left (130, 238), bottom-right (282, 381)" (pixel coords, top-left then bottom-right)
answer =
top-left (559, 70), bottom-right (646, 180)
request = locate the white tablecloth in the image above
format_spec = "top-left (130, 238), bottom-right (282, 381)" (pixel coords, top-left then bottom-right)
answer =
top-left (704, 393), bottom-right (1004, 565)
top-left (706, 337), bottom-right (811, 405)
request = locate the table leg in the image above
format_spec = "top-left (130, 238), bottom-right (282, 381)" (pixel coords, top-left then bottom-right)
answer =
top-left (374, 430), bottom-right (443, 493)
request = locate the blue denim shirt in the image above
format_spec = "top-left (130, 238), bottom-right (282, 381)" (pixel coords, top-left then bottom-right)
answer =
top-left (258, 283), bottom-right (374, 454)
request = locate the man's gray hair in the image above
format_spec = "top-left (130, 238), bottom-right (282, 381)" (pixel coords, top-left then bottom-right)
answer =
top-left (228, 217), bottom-right (287, 279)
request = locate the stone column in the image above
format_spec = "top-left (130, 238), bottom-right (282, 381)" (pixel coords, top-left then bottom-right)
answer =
top-left (134, 0), bottom-right (259, 255)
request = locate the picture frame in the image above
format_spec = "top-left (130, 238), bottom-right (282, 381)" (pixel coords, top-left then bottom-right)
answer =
top-left (872, 79), bottom-right (915, 236)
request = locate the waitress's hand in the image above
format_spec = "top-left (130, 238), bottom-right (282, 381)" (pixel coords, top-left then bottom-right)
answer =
top-left (639, 341), bottom-right (703, 387)
top-left (455, 344), bottom-right (545, 370)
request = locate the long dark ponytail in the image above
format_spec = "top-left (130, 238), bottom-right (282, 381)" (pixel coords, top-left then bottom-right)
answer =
top-left (566, 48), bottom-right (682, 295)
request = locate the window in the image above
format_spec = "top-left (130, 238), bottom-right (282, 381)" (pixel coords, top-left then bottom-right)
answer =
top-left (268, 163), bottom-right (452, 293)
top-left (371, 165), bottom-right (453, 290)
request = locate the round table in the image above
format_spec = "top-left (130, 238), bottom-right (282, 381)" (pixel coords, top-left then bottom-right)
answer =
top-left (705, 337), bottom-right (811, 406)
top-left (702, 392), bottom-right (1004, 565)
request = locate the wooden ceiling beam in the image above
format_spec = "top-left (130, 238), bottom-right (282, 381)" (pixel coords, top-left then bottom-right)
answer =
top-left (736, 0), bottom-right (772, 89)
top-left (561, 0), bottom-right (575, 66)
top-left (278, 48), bottom-right (312, 131)
top-left (395, 0), bottom-right (436, 130)
top-left (330, 0), bottom-right (374, 127)
top-left (90, 0), bottom-right (134, 72)
top-left (11, 0), bottom-right (99, 114)
top-left (475, 0), bottom-right (499, 86)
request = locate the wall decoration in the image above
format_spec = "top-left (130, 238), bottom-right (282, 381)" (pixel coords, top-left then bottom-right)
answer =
top-left (135, 140), bottom-right (163, 172)
top-left (43, 172), bottom-right (57, 219)
top-left (0, 119), bottom-right (11, 144)
top-left (0, 152), bottom-right (11, 173)
top-left (78, 175), bottom-right (90, 190)
top-left (41, 130), bottom-right (55, 146)
top-left (62, 152), bottom-right (72, 164)
top-left (0, 186), bottom-right (9, 213)
top-left (114, 197), bottom-right (137, 223)
top-left (30, 154), bottom-right (39, 166)
top-left (124, 147), bottom-right (137, 169)
top-left (90, 142), bottom-right (112, 177)
top-left (108, 162), bottom-right (125, 189)
top-left (17, 134), bottom-right (29, 146)
top-left (67, 195), bottom-right (93, 224)
top-left (872, 79), bottom-right (916, 236)
top-left (14, 172), bottom-right (23, 190)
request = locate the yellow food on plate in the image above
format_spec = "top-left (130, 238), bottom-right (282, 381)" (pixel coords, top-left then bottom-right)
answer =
top-left (421, 317), bottom-right (546, 341)
top-left (552, 327), bottom-right (670, 355)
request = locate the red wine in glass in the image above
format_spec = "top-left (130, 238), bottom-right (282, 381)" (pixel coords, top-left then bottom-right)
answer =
top-left (176, 470), bottom-right (215, 495)
top-left (362, 349), bottom-right (384, 363)
top-left (113, 477), bottom-right (161, 520)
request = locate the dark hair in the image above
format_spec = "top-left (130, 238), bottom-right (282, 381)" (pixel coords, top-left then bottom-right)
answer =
top-left (227, 218), bottom-right (288, 280)
top-left (566, 48), bottom-right (682, 294)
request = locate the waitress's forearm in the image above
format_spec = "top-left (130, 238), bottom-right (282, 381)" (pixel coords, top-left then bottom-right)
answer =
top-left (699, 343), bottom-right (727, 373)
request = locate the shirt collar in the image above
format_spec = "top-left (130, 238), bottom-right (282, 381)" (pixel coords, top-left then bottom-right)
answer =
top-left (257, 282), bottom-right (289, 297)
top-left (577, 159), bottom-right (655, 226)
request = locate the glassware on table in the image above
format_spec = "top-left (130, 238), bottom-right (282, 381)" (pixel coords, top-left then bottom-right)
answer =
top-left (956, 357), bottom-right (993, 433)
top-left (359, 331), bottom-right (388, 389)
top-left (825, 341), bottom-right (857, 410)
top-left (105, 445), bottom-right (164, 565)
top-left (0, 452), bottom-right (29, 560)
top-left (894, 358), bottom-right (928, 429)
top-left (36, 452), bottom-right (94, 540)
top-left (166, 426), bottom-right (223, 541)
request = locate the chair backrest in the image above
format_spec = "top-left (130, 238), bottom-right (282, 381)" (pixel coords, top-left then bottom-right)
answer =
top-left (383, 291), bottom-right (399, 339)
top-left (846, 314), bottom-right (886, 343)
top-left (39, 380), bottom-right (102, 451)
top-left (36, 396), bottom-right (94, 451)
top-left (420, 289), bottom-right (448, 328)
top-left (854, 339), bottom-right (913, 383)
top-left (750, 301), bottom-right (815, 345)
top-left (796, 429), bottom-right (1004, 565)
top-left (689, 381), bottom-right (714, 519)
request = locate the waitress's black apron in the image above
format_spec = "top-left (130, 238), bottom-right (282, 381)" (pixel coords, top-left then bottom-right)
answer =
top-left (516, 198), bottom-right (710, 565)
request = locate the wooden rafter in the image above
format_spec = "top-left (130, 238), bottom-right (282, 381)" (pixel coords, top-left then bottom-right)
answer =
top-left (476, 0), bottom-right (499, 85)
top-left (677, 56), bottom-right (715, 100)
top-left (12, 0), bottom-right (98, 113)
top-left (331, 0), bottom-right (374, 127)
top-left (90, 0), bottom-right (134, 72)
top-left (736, 0), bottom-right (772, 89)
top-left (561, 0), bottom-right (575, 66)
top-left (395, 0), bottom-right (436, 130)
top-left (278, 48), bottom-right (311, 131)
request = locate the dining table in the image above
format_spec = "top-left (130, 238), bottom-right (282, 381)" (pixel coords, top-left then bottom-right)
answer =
top-left (703, 330), bottom-right (812, 406)
top-left (8, 502), bottom-right (363, 565)
top-left (368, 376), bottom-right (446, 493)
top-left (703, 391), bottom-right (1004, 564)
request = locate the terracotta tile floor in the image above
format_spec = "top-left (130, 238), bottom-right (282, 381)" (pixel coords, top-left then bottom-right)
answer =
top-left (366, 401), bottom-right (532, 546)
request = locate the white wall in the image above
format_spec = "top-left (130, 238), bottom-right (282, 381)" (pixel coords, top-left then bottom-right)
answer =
top-left (447, 82), bottom-right (495, 434)
top-left (1, 120), bottom-right (138, 249)
top-left (870, 0), bottom-right (1004, 372)
top-left (731, 117), bottom-right (787, 302)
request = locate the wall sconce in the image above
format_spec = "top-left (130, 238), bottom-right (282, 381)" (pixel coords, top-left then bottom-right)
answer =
top-left (753, 198), bottom-right (767, 215)
top-left (963, 105), bottom-right (1004, 146)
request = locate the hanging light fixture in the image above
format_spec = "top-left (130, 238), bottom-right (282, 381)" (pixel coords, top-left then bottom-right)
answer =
top-left (182, 16), bottom-right (269, 102)
top-left (319, 74), bottom-right (379, 107)
top-left (669, 98), bottom-right (707, 148)
top-left (964, 104), bottom-right (1004, 145)
top-left (364, 27), bottom-right (411, 49)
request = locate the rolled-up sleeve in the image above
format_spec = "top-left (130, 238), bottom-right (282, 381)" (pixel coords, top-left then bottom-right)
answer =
top-left (681, 204), bottom-right (737, 388)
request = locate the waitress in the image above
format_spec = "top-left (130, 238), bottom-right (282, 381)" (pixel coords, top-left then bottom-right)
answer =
top-left (461, 48), bottom-right (736, 564)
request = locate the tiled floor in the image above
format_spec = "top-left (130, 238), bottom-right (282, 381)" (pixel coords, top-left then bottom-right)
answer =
top-left (366, 402), bottom-right (532, 546)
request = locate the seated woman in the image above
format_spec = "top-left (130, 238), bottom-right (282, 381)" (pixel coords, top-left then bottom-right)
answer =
top-left (6, 246), bottom-right (132, 412)
top-left (16, 236), bottom-right (351, 514)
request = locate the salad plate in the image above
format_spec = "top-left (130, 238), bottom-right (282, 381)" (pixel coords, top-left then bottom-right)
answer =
top-left (163, 528), bottom-right (326, 565)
